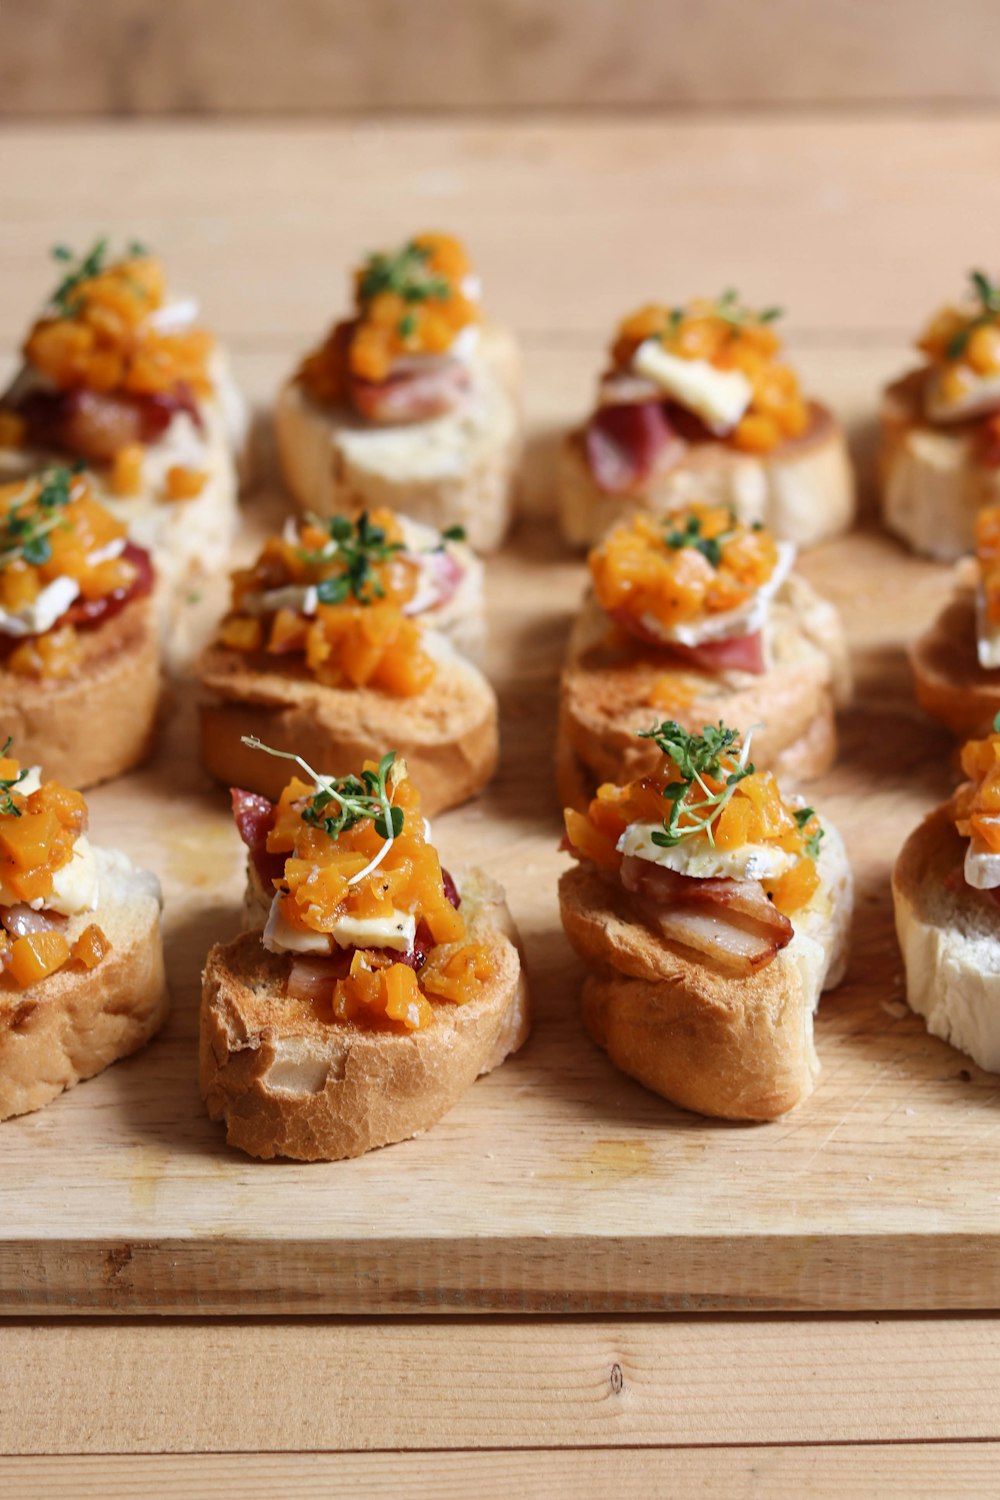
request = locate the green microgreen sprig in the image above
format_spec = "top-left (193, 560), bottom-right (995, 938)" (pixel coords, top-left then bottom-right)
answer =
top-left (240, 738), bottom-right (405, 884)
top-left (48, 239), bottom-right (150, 317)
top-left (710, 290), bottom-right (783, 329)
top-left (946, 269), bottom-right (1000, 360)
top-left (793, 805), bottom-right (824, 861)
top-left (638, 721), bottom-right (755, 849)
top-left (0, 464), bottom-right (82, 572)
top-left (663, 509), bottom-right (738, 569)
top-left (297, 512), bottom-right (466, 605)
top-left (0, 737), bottom-right (28, 819)
top-left (358, 240), bottom-right (452, 339)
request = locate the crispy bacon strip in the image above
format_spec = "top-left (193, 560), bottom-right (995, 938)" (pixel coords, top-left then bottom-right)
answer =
top-left (584, 400), bottom-right (678, 495)
top-left (11, 383), bottom-right (203, 462)
top-left (620, 854), bottom-right (792, 975)
top-left (348, 360), bottom-right (470, 425)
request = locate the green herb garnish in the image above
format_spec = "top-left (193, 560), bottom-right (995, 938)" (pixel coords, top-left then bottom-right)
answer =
top-left (0, 738), bottom-right (28, 818)
top-left (299, 511), bottom-right (406, 606)
top-left (240, 739), bottom-right (405, 881)
top-left (637, 721), bottom-right (755, 849)
top-left (0, 465), bottom-right (82, 571)
top-left (707, 290), bottom-right (783, 331)
top-left (439, 525), bottom-right (466, 544)
top-left (946, 269), bottom-right (1000, 360)
top-left (794, 805), bottom-right (824, 861)
top-left (47, 239), bottom-right (151, 317)
top-left (359, 240), bottom-right (451, 308)
top-left (663, 510), bottom-right (737, 569)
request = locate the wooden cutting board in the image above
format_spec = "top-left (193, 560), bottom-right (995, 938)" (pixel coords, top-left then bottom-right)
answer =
top-left (0, 479), bottom-right (992, 1316)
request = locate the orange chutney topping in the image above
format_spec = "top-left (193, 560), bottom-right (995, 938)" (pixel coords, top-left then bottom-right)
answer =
top-left (297, 232), bottom-right (480, 401)
top-left (953, 723), bottom-right (1000, 851)
top-left (0, 468), bottom-right (140, 680)
top-left (918, 272), bottom-right (1000, 402)
top-left (0, 750), bottom-right (111, 990)
top-left (589, 506), bottom-right (780, 634)
top-left (609, 295), bottom-right (808, 453)
top-left (23, 243), bottom-right (214, 399)
top-left (219, 511), bottom-right (435, 697)
top-left (268, 758), bottom-right (492, 1031)
top-left (976, 506), bottom-right (1000, 625)
top-left (563, 722), bottom-right (821, 917)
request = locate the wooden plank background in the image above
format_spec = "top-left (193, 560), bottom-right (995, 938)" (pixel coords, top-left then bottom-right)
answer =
top-left (4, 0), bottom-right (1000, 116)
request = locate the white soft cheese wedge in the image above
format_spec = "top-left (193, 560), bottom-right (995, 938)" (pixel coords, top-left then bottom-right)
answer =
top-left (642, 540), bottom-right (796, 648)
top-left (262, 895), bottom-right (417, 955)
top-left (975, 586), bottom-right (1000, 669)
top-left (925, 367), bottom-right (1000, 425)
top-left (617, 821), bottom-right (798, 883)
top-left (632, 339), bottom-right (752, 435)
top-left (46, 834), bottom-right (100, 915)
top-left (964, 831), bottom-right (1000, 889)
top-left (0, 575), bottom-right (79, 639)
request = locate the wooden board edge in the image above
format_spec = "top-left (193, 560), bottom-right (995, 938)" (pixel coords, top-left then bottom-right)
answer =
top-left (3, 1231), bottom-right (999, 1315)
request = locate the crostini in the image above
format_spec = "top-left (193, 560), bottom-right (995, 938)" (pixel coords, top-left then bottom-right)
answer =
top-left (912, 503), bottom-right (1000, 736)
top-left (558, 293), bottom-right (855, 548)
top-left (201, 742), bottom-right (529, 1159)
top-left (197, 509), bottom-right (498, 812)
top-left (0, 747), bottom-right (168, 1121)
top-left (560, 720), bottom-right (852, 1120)
top-left (0, 239), bottom-right (248, 589)
top-left (274, 232), bottom-right (521, 553)
top-left (881, 271), bottom-right (1000, 560)
top-left (893, 717), bottom-right (1000, 1071)
top-left (0, 466), bottom-right (159, 788)
top-left (558, 505), bottom-right (850, 808)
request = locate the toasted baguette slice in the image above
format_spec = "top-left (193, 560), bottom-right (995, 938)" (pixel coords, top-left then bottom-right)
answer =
top-left (274, 325), bottom-right (522, 554)
top-left (559, 822), bottom-right (851, 1120)
top-left (893, 805), bottom-right (1000, 1071)
top-left (880, 370), bottom-right (1000, 561)
top-left (0, 592), bottom-right (160, 789)
top-left (557, 577), bottom-right (851, 807)
top-left (0, 847), bottom-right (168, 1121)
top-left (200, 867), bottom-right (530, 1160)
top-left (0, 352), bottom-right (248, 593)
top-left (911, 591), bottom-right (1000, 738)
top-left (197, 633), bottom-right (499, 815)
top-left (558, 401), bottom-right (855, 549)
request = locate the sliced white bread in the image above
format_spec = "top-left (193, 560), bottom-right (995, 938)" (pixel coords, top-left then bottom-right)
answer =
top-left (880, 370), bottom-right (1000, 561)
top-left (197, 632), bottom-right (498, 815)
top-left (200, 867), bottom-right (530, 1160)
top-left (559, 819), bottom-right (852, 1120)
top-left (557, 575), bottom-right (851, 808)
top-left (0, 592), bottom-right (160, 789)
top-left (558, 401), bottom-right (855, 549)
top-left (893, 805), bottom-right (1000, 1072)
top-left (0, 847), bottom-right (168, 1121)
top-left (911, 590), bottom-right (1000, 738)
top-left (274, 324), bottom-right (522, 554)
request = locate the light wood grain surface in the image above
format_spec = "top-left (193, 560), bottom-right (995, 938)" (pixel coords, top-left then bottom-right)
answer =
top-left (5, 1), bottom-right (1000, 115)
top-left (2, 109), bottom-right (1000, 1490)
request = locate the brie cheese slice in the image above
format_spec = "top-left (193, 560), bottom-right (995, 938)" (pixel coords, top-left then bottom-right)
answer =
top-left (925, 366), bottom-right (1000, 425)
top-left (643, 540), bottom-right (796, 648)
top-left (964, 832), bottom-right (1000, 890)
top-left (263, 895), bottom-right (417, 955)
top-left (618, 822), bottom-right (797, 883)
top-left (632, 339), bottom-right (752, 435)
top-left (0, 575), bottom-right (80, 639)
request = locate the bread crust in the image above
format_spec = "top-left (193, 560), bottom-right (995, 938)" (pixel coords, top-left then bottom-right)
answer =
top-left (199, 868), bottom-right (530, 1160)
top-left (197, 637), bottom-right (499, 815)
top-left (274, 324), bottom-right (522, 554)
top-left (0, 592), bottom-right (160, 789)
top-left (558, 826), bottom-right (851, 1121)
top-left (557, 576), bottom-right (850, 805)
top-left (0, 850), bottom-right (168, 1121)
top-left (880, 369), bottom-right (1000, 561)
top-left (558, 400), bottom-right (855, 549)
top-left (893, 806), bottom-right (1000, 1071)
top-left (911, 591), bottom-right (1000, 738)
